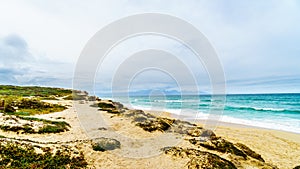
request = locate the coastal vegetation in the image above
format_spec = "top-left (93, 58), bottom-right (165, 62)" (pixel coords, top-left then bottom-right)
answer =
top-left (0, 85), bottom-right (89, 168)
top-left (0, 96), bottom-right (66, 115)
top-left (0, 116), bottom-right (70, 134)
top-left (0, 85), bottom-right (71, 134)
top-left (0, 85), bottom-right (72, 98)
top-left (0, 141), bottom-right (87, 168)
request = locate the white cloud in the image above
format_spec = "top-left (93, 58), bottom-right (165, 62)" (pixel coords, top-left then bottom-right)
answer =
top-left (0, 0), bottom-right (299, 93)
top-left (0, 34), bottom-right (73, 86)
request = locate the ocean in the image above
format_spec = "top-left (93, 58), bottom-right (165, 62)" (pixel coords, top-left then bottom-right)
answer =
top-left (103, 94), bottom-right (300, 133)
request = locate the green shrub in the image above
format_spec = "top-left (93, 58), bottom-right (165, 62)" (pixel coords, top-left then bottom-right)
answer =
top-left (0, 96), bottom-right (67, 115)
top-left (0, 142), bottom-right (88, 168)
top-left (0, 85), bottom-right (72, 97)
top-left (0, 117), bottom-right (70, 134)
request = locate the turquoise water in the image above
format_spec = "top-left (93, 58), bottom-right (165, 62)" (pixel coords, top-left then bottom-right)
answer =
top-left (105, 94), bottom-right (300, 133)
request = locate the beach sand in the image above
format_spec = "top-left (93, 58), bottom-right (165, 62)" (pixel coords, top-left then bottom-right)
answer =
top-left (1, 99), bottom-right (300, 169)
top-left (148, 110), bottom-right (300, 168)
top-left (215, 125), bottom-right (300, 168)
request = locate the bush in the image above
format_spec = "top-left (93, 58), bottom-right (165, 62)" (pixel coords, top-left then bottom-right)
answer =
top-left (0, 142), bottom-right (88, 168)
top-left (0, 85), bottom-right (72, 97)
top-left (0, 96), bottom-right (67, 115)
top-left (0, 117), bottom-right (70, 134)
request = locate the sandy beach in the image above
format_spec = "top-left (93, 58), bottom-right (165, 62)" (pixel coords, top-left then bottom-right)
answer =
top-left (149, 110), bottom-right (300, 168)
top-left (1, 99), bottom-right (300, 169)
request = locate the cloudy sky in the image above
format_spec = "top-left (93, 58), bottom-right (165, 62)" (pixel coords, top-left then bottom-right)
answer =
top-left (0, 0), bottom-right (300, 94)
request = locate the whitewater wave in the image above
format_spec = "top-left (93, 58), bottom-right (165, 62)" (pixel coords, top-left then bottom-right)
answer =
top-left (253, 107), bottom-right (285, 111)
top-left (170, 110), bottom-right (300, 134)
top-left (226, 105), bottom-right (300, 113)
top-left (153, 99), bottom-right (201, 103)
top-left (224, 116), bottom-right (300, 133)
top-left (184, 113), bottom-right (300, 134)
top-left (114, 101), bottom-right (300, 134)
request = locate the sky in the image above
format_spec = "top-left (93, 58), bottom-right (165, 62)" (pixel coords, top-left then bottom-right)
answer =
top-left (0, 0), bottom-right (300, 95)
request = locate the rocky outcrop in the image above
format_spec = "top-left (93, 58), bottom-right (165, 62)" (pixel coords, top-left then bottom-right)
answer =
top-left (135, 117), bottom-right (174, 132)
top-left (163, 147), bottom-right (237, 169)
top-left (235, 143), bottom-right (265, 162)
top-left (125, 110), bottom-right (174, 132)
top-left (91, 137), bottom-right (121, 151)
top-left (190, 137), bottom-right (247, 159)
top-left (170, 119), bottom-right (197, 134)
top-left (97, 101), bottom-right (125, 114)
top-left (124, 109), bottom-right (155, 119)
top-left (187, 136), bottom-right (279, 168)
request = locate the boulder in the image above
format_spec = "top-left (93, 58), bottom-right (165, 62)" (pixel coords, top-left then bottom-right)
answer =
top-left (124, 110), bottom-right (155, 119)
top-left (200, 129), bottom-right (216, 138)
top-left (97, 101), bottom-right (125, 114)
top-left (91, 137), bottom-right (121, 151)
top-left (135, 117), bottom-right (174, 132)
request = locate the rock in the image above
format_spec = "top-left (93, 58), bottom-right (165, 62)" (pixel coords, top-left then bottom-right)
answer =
top-left (91, 137), bottom-right (121, 151)
top-left (163, 147), bottom-right (237, 169)
top-left (113, 102), bottom-right (124, 109)
top-left (187, 127), bottom-right (203, 137)
top-left (293, 166), bottom-right (300, 169)
top-left (190, 137), bottom-right (247, 159)
top-left (186, 128), bottom-right (216, 139)
top-left (188, 156), bottom-right (237, 169)
top-left (169, 119), bottom-right (199, 135)
top-left (235, 143), bottom-right (265, 162)
top-left (88, 96), bottom-right (98, 101)
top-left (98, 102), bottom-right (116, 109)
top-left (135, 117), bottom-right (174, 132)
top-left (97, 127), bottom-right (107, 131)
top-left (98, 101), bottom-right (124, 109)
top-left (173, 119), bottom-right (197, 127)
top-left (124, 110), bottom-right (155, 119)
top-left (106, 108), bottom-right (121, 114)
top-left (97, 101), bottom-right (125, 114)
top-left (133, 115), bottom-right (148, 122)
top-left (200, 129), bottom-right (216, 138)
top-left (123, 109), bottom-right (176, 132)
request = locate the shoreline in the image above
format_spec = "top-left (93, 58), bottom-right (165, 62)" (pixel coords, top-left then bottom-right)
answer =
top-left (127, 104), bottom-right (300, 135)
top-left (147, 108), bottom-right (300, 144)
top-left (145, 108), bottom-right (300, 143)
top-left (142, 107), bottom-right (300, 168)
top-left (101, 99), bottom-right (300, 168)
